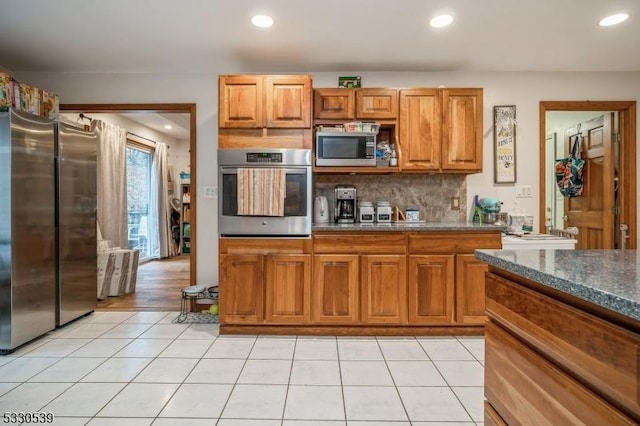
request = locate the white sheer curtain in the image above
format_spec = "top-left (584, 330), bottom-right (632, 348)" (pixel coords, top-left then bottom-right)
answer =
top-left (149, 141), bottom-right (172, 258)
top-left (91, 120), bottom-right (128, 250)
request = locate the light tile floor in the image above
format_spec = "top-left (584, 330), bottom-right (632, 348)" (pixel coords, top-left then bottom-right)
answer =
top-left (0, 311), bottom-right (485, 425)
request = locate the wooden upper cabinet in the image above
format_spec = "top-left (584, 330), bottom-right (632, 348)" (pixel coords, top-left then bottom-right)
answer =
top-left (398, 88), bottom-right (483, 173)
top-left (442, 88), bottom-right (483, 171)
top-left (219, 75), bottom-right (263, 128)
top-left (356, 89), bottom-right (398, 120)
top-left (399, 89), bottom-right (442, 171)
top-left (219, 74), bottom-right (311, 129)
top-left (265, 76), bottom-right (312, 128)
top-left (313, 88), bottom-right (397, 120)
top-left (361, 255), bottom-right (407, 324)
top-left (314, 88), bottom-right (356, 120)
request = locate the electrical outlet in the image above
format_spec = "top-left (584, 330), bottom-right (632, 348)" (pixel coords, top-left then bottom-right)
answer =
top-left (451, 196), bottom-right (460, 210)
top-left (204, 186), bottom-right (217, 198)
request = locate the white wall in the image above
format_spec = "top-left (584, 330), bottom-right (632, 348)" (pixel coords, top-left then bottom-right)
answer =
top-left (60, 111), bottom-right (190, 195)
top-left (15, 70), bottom-right (640, 283)
top-left (171, 138), bottom-right (191, 197)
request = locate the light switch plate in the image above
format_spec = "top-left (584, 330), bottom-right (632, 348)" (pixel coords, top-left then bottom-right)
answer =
top-left (515, 185), bottom-right (533, 198)
top-left (204, 186), bottom-right (217, 198)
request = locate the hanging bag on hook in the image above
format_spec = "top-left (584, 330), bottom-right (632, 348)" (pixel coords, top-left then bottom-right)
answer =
top-left (555, 135), bottom-right (585, 197)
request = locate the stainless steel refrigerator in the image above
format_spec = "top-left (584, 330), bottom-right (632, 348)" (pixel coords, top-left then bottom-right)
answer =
top-left (55, 121), bottom-right (97, 327)
top-left (0, 108), bottom-right (57, 353)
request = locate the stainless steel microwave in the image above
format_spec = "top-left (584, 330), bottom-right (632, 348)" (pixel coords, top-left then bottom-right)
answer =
top-left (315, 131), bottom-right (376, 166)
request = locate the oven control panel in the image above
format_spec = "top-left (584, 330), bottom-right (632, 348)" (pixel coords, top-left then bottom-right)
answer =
top-left (246, 152), bottom-right (283, 163)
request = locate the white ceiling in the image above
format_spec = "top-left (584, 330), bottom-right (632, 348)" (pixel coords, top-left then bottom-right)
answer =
top-left (121, 113), bottom-right (190, 140)
top-left (1, 0), bottom-right (639, 74)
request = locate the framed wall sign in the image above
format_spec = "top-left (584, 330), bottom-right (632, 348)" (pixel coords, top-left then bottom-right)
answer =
top-left (494, 105), bottom-right (517, 183)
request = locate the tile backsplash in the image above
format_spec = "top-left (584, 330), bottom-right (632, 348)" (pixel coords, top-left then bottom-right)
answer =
top-left (314, 174), bottom-right (467, 222)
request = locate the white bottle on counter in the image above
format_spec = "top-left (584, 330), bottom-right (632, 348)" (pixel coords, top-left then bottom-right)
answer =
top-left (389, 146), bottom-right (397, 167)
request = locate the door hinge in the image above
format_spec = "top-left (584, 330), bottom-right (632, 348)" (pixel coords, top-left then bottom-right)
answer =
top-left (614, 132), bottom-right (620, 144)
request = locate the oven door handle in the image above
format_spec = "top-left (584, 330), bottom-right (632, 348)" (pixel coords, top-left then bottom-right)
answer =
top-left (220, 167), bottom-right (308, 175)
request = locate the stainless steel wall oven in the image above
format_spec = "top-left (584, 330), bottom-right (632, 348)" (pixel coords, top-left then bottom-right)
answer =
top-left (218, 149), bottom-right (312, 236)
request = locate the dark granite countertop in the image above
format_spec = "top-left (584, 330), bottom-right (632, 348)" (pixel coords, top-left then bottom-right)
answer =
top-left (313, 222), bottom-right (506, 232)
top-left (476, 249), bottom-right (640, 322)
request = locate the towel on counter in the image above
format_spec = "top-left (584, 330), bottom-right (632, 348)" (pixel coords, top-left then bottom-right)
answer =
top-left (237, 168), bottom-right (286, 216)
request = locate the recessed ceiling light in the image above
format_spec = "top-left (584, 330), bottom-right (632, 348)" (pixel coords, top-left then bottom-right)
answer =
top-left (429, 14), bottom-right (454, 28)
top-left (598, 13), bottom-right (629, 27)
top-left (251, 15), bottom-right (274, 28)
top-left (164, 124), bottom-right (172, 130)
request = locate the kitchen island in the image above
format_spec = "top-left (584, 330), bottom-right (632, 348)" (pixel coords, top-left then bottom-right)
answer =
top-left (219, 222), bottom-right (504, 336)
top-left (476, 249), bottom-right (640, 425)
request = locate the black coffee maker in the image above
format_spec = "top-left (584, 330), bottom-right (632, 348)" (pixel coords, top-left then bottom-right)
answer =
top-left (334, 185), bottom-right (356, 223)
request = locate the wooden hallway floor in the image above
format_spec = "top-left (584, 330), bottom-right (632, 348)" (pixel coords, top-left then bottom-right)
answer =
top-left (96, 255), bottom-right (190, 312)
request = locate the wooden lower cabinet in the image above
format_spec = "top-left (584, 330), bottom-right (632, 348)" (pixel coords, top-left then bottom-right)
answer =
top-left (220, 232), bottom-right (501, 333)
top-left (455, 254), bottom-right (488, 324)
top-left (361, 255), bottom-right (407, 324)
top-left (408, 255), bottom-right (454, 324)
top-left (219, 254), bottom-right (264, 324)
top-left (408, 232), bottom-right (501, 325)
top-left (219, 238), bottom-right (312, 326)
top-left (265, 254), bottom-right (311, 324)
top-left (486, 321), bottom-right (634, 425)
top-left (485, 268), bottom-right (640, 424)
top-left (312, 254), bottom-right (359, 324)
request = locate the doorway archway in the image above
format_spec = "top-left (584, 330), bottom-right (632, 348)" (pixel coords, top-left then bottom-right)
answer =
top-left (61, 103), bottom-right (197, 284)
top-left (539, 101), bottom-right (636, 249)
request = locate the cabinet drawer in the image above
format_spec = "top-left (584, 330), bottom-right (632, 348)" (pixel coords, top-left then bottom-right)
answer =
top-left (220, 238), bottom-right (312, 254)
top-left (484, 401), bottom-right (507, 426)
top-left (409, 232), bottom-right (501, 253)
top-left (314, 233), bottom-right (406, 254)
top-left (485, 321), bottom-right (634, 425)
top-left (486, 272), bottom-right (640, 420)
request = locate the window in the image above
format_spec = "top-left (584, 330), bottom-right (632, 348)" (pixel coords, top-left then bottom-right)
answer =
top-left (126, 143), bottom-right (153, 260)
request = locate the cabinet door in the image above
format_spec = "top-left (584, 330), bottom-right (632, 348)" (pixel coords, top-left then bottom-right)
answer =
top-left (361, 255), bottom-right (407, 324)
top-left (442, 88), bottom-right (483, 171)
top-left (399, 89), bottom-right (442, 170)
top-left (356, 89), bottom-right (398, 119)
top-left (219, 75), bottom-right (263, 128)
top-left (455, 254), bottom-right (488, 324)
top-left (265, 75), bottom-right (312, 128)
top-left (314, 88), bottom-right (355, 120)
top-left (219, 254), bottom-right (264, 324)
top-left (408, 255), bottom-right (455, 324)
top-left (312, 254), bottom-right (359, 324)
top-left (265, 254), bottom-right (311, 324)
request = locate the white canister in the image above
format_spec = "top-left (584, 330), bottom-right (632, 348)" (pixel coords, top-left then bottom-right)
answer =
top-left (358, 201), bottom-right (375, 223)
top-left (376, 201), bottom-right (392, 223)
top-left (406, 207), bottom-right (420, 222)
